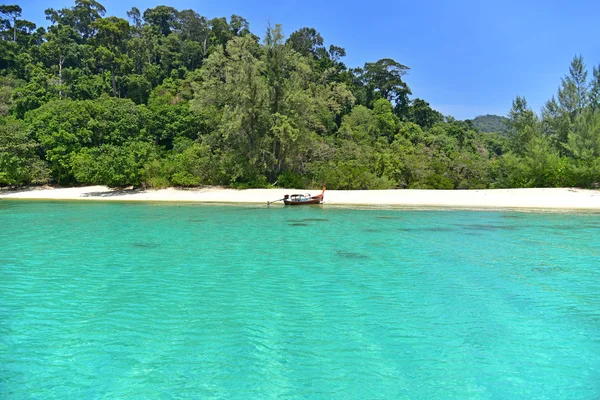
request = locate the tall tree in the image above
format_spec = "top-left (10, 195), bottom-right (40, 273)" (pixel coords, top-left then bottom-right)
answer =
top-left (73, 0), bottom-right (106, 39)
top-left (229, 14), bottom-right (249, 37)
top-left (15, 19), bottom-right (37, 45)
top-left (543, 56), bottom-right (590, 148)
top-left (179, 9), bottom-right (209, 45)
top-left (589, 65), bottom-right (600, 113)
top-left (126, 7), bottom-right (142, 31)
top-left (92, 16), bottom-right (131, 97)
top-left (208, 17), bottom-right (232, 49)
top-left (264, 24), bottom-right (286, 114)
top-left (142, 6), bottom-right (179, 36)
top-left (507, 96), bottom-right (539, 155)
top-left (0, 4), bottom-right (21, 42)
top-left (286, 27), bottom-right (324, 58)
top-left (565, 109), bottom-right (600, 163)
top-left (360, 58), bottom-right (411, 112)
top-left (45, 0), bottom-right (106, 39)
top-left (40, 25), bottom-right (79, 98)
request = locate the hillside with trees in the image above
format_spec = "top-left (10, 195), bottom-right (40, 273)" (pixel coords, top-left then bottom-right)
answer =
top-left (472, 115), bottom-right (509, 134)
top-left (1, 1), bottom-right (599, 189)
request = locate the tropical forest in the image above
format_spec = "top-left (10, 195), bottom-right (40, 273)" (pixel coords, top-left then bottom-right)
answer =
top-left (1, 1), bottom-right (600, 189)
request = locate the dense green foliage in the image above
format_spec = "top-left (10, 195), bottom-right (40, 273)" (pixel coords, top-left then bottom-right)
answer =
top-left (471, 114), bottom-right (509, 134)
top-left (0, 2), bottom-right (599, 189)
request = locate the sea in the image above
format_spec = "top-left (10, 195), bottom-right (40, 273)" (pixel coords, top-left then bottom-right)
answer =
top-left (1, 201), bottom-right (599, 399)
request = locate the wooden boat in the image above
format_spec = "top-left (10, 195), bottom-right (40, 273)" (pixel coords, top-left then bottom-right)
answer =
top-left (283, 187), bottom-right (325, 206)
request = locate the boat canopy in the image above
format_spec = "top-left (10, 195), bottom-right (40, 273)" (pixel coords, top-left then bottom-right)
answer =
top-left (289, 194), bottom-right (312, 201)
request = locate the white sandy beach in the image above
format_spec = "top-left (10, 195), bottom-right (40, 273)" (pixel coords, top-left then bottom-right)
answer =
top-left (1, 186), bottom-right (600, 210)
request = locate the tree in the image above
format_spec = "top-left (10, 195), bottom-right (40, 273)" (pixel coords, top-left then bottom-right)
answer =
top-left (264, 24), bottom-right (287, 114)
top-left (361, 58), bottom-right (411, 109)
top-left (208, 17), bottom-right (232, 50)
top-left (0, 75), bottom-right (24, 116)
top-left (73, 0), bottom-right (106, 39)
top-left (12, 65), bottom-right (57, 118)
top-left (45, 0), bottom-right (106, 39)
top-left (178, 9), bottom-right (209, 54)
top-left (589, 65), bottom-right (600, 113)
top-left (328, 45), bottom-right (345, 62)
top-left (143, 6), bottom-right (179, 36)
top-left (373, 98), bottom-right (397, 141)
top-left (286, 27), bottom-right (324, 58)
top-left (146, 78), bottom-right (203, 148)
top-left (92, 16), bottom-right (132, 97)
top-left (542, 56), bottom-right (590, 148)
top-left (0, 117), bottom-right (49, 186)
top-left (126, 7), bottom-right (142, 30)
top-left (0, 4), bottom-right (22, 42)
top-left (191, 35), bottom-right (268, 184)
top-left (565, 110), bottom-right (600, 163)
top-left (507, 96), bottom-right (539, 155)
top-left (40, 25), bottom-right (79, 98)
top-left (230, 14), bottom-right (249, 37)
top-left (0, 118), bottom-right (50, 186)
top-left (338, 105), bottom-right (377, 143)
top-left (521, 136), bottom-right (565, 187)
top-left (565, 111), bottom-right (600, 186)
top-left (180, 40), bottom-right (203, 71)
top-left (562, 55), bottom-right (589, 116)
top-left (410, 98), bottom-right (443, 129)
top-left (15, 19), bottom-right (37, 45)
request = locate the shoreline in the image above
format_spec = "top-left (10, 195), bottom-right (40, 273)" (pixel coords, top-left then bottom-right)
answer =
top-left (2, 186), bottom-right (600, 211)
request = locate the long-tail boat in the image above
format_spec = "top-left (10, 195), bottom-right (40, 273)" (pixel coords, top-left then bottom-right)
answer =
top-left (284, 187), bottom-right (325, 205)
top-left (267, 187), bottom-right (326, 206)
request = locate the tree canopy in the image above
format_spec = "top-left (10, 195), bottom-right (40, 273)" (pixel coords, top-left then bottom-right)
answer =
top-left (0, 2), bottom-right (599, 189)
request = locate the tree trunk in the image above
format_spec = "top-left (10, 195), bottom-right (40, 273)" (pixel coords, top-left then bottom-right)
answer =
top-left (111, 70), bottom-right (117, 97)
top-left (58, 56), bottom-right (64, 99)
top-left (272, 137), bottom-right (277, 179)
top-left (13, 17), bottom-right (16, 42)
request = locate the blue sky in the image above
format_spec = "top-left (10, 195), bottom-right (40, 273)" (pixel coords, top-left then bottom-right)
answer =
top-left (18, 0), bottom-right (600, 120)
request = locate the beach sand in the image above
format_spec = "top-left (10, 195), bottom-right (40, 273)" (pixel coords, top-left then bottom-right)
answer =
top-left (1, 186), bottom-right (600, 210)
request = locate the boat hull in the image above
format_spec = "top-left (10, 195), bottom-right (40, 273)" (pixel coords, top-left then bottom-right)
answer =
top-left (283, 197), bottom-right (323, 206)
top-left (281, 187), bottom-right (326, 206)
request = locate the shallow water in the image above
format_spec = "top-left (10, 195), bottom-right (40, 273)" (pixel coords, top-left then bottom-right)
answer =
top-left (1, 202), bottom-right (599, 399)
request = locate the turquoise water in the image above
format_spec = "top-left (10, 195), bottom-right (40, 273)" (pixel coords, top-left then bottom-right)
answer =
top-left (1, 201), bottom-right (599, 399)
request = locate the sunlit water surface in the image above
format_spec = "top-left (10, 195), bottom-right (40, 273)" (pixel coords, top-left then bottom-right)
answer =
top-left (1, 201), bottom-right (599, 399)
